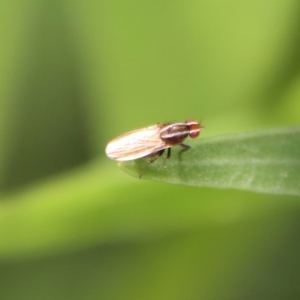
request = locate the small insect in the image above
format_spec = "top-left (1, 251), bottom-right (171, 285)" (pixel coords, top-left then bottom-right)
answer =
top-left (105, 119), bottom-right (203, 162)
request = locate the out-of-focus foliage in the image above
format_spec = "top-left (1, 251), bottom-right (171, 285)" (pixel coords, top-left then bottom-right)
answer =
top-left (0, 0), bottom-right (299, 299)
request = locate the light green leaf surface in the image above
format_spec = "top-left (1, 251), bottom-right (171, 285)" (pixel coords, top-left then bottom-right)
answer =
top-left (120, 126), bottom-right (300, 196)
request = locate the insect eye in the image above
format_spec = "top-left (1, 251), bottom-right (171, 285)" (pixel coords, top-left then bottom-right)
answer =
top-left (189, 127), bottom-right (200, 138)
top-left (185, 119), bottom-right (201, 138)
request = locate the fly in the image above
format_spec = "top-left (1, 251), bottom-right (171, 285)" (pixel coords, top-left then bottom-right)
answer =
top-left (105, 119), bottom-right (203, 162)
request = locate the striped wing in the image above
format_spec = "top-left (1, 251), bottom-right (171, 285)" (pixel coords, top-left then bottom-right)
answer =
top-left (105, 125), bottom-right (168, 161)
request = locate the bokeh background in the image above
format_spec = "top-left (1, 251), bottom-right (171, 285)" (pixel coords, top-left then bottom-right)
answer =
top-left (0, 1), bottom-right (300, 299)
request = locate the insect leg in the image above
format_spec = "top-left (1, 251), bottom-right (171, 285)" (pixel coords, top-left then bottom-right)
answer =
top-left (166, 148), bottom-right (171, 159)
top-left (178, 143), bottom-right (190, 160)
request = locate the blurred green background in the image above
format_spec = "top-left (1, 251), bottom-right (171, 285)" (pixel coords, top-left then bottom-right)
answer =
top-left (0, 1), bottom-right (300, 299)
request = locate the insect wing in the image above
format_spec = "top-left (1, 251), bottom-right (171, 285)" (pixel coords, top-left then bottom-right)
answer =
top-left (105, 125), bottom-right (167, 161)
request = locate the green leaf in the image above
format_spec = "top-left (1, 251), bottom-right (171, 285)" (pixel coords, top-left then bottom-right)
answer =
top-left (119, 126), bottom-right (300, 196)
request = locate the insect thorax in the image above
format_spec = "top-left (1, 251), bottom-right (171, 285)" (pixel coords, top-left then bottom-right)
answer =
top-left (159, 123), bottom-right (189, 144)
